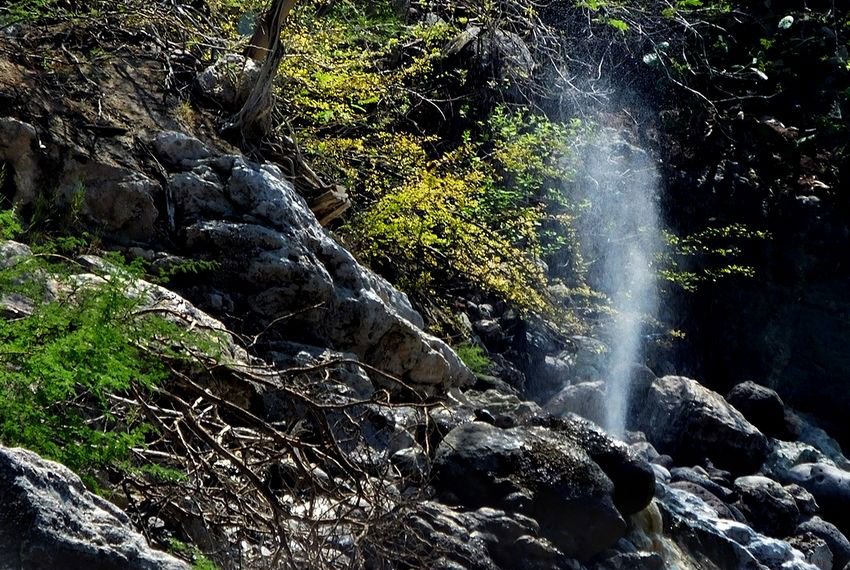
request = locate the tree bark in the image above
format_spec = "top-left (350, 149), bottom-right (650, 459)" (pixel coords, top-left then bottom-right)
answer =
top-left (243, 0), bottom-right (297, 62)
top-left (229, 0), bottom-right (296, 140)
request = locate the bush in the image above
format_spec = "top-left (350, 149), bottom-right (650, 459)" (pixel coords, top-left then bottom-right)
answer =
top-left (0, 216), bottom-right (203, 482)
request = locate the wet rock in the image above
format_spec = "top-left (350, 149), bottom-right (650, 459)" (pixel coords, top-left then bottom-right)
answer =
top-left (628, 375), bottom-right (769, 474)
top-left (406, 501), bottom-right (578, 570)
top-left (433, 422), bottom-right (627, 560)
top-left (733, 475), bottom-right (800, 537)
top-left (0, 446), bottom-right (187, 570)
top-left (540, 415), bottom-right (656, 517)
top-left (763, 439), bottom-right (837, 482)
top-left (787, 532), bottom-right (833, 570)
top-left (727, 381), bottom-right (798, 439)
top-left (796, 517), bottom-right (850, 568)
top-left (785, 464), bottom-right (850, 534)
top-left (670, 466), bottom-right (736, 501)
top-left (658, 484), bottom-right (819, 570)
top-left (669, 481), bottom-right (744, 522)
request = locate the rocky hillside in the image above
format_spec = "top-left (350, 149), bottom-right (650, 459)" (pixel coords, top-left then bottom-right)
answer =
top-left (0, 0), bottom-right (849, 569)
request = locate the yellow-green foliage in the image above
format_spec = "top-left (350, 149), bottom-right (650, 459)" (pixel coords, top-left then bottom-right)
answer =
top-left (659, 223), bottom-right (770, 291)
top-left (235, 0), bottom-right (587, 313)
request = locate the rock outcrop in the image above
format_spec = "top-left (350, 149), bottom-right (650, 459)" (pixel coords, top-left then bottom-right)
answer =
top-left (153, 132), bottom-right (473, 391)
top-left (0, 446), bottom-right (187, 570)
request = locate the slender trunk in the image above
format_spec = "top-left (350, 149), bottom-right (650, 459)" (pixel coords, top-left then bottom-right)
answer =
top-left (230, 0), bottom-right (297, 140)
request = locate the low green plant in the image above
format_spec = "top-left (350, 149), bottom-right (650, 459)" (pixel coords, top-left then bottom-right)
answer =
top-left (0, 211), bottom-right (204, 483)
top-left (455, 342), bottom-right (492, 374)
top-left (167, 539), bottom-right (220, 570)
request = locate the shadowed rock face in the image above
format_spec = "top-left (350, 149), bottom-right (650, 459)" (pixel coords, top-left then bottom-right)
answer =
top-left (0, 446), bottom-right (187, 570)
top-left (628, 375), bottom-right (769, 475)
top-left (432, 421), bottom-right (629, 561)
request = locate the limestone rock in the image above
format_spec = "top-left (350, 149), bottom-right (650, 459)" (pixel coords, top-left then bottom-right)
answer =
top-left (170, 151), bottom-right (473, 391)
top-left (0, 446), bottom-right (187, 570)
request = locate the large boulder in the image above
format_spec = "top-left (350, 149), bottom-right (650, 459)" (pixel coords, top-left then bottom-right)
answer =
top-left (539, 415), bottom-right (656, 517)
top-left (733, 475), bottom-right (800, 537)
top-left (628, 375), bottom-right (769, 474)
top-left (784, 464), bottom-right (850, 535)
top-left (149, 133), bottom-right (474, 392)
top-left (432, 421), bottom-right (627, 560)
top-left (0, 446), bottom-right (187, 570)
top-left (726, 381), bottom-right (798, 439)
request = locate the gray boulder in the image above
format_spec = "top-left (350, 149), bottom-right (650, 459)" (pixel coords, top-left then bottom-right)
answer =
top-left (433, 422), bottom-right (627, 560)
top-left (797, 517), bottom-right (850, 568)
top-left (0, 446), bottom-right (187, 570)
top-left (785, 464), bottom-right (850, 535)
top-left (733, 475), bottom-right (800, 537)
top-left (628, 375), bottom-right (769, 474)
top-left (150, 141), bottom-right (473, 392)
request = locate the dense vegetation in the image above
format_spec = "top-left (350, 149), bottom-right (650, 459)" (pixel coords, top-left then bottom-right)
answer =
top-left (0, 0), bottom-right (849, 564)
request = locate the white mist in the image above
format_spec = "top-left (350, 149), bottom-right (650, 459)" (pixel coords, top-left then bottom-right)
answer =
top-left (574, 129), bottom-right (661, 437)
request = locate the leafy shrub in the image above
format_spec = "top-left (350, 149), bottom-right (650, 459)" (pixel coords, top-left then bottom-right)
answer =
top-left (0, 217), bottom-right (204, 482)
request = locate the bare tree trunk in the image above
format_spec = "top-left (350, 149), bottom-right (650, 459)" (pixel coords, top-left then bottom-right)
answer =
top-left (243, 0), bottom-right (297, 62)
top-left (229, 0), bottom-right (297, 140)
